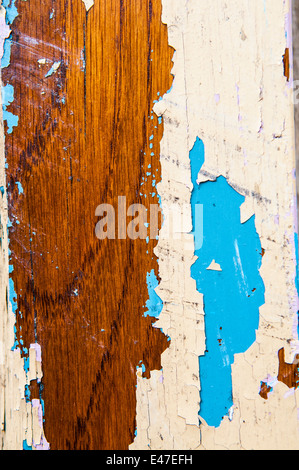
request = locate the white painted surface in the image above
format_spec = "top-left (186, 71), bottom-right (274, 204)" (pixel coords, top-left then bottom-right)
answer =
top-left (131, 0), bottom-right (299, 450)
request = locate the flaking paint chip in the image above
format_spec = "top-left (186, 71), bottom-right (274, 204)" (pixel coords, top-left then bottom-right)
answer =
top-left (82, 0), bottom-right (94, 11)
top-left (45, 61), bottom-right (61, 78)
top-left (206, 260), bottom-right (222, 272)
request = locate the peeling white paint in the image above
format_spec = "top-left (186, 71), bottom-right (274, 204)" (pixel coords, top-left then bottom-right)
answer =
top-left (131, 0), bottom-right (299, 450)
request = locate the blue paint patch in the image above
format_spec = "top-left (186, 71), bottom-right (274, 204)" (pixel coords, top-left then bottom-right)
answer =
top-left (2, 84), bottom-right (19, 134)
top-left (189, 137), bottom-right (265, 427)
top-left (2, 0), bottom-right (18, 25)
top-left (9, 276), bottom-right (18, 315)
top-left (23, 439), bottom-right (33, 451)
top-left (23, 356), bottom-right (30, 374)
top-left (1, 0), bottom-right (18, 69)
top-left (137, 361), bottom-right (146, 374)
top-left (16, 181), bottom-right (23, 194)
top-left (294, 232), bottom-right (299, 338)
top-left (45, 61), bottom-right (60, 78)
top-left (1, 2), bottom-right (22, 359)
top-left (11, 325), bottom-right (19, 350)
top-left (1, 83), bottom-right (14, 109)
top-left (144, 269), bottom-right (163, 319)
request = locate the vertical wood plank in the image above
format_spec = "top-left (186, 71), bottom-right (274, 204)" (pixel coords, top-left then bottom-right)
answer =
top-left (2, 0), bottom-right (173, 450)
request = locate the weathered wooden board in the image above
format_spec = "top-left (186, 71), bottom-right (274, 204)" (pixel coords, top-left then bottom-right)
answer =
top-left (0, 0), bottom-right (299, 451)
top-left (0, 0), bottom-right (173, 450)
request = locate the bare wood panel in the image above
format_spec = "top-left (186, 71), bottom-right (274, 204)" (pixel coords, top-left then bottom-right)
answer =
top-left (3, 0), bottom-right (173, 450)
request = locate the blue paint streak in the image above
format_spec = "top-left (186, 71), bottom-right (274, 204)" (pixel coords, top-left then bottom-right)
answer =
top-left (144, 269), bottom-right (163, 319)
top-left (1, 37), bottom-right (12, 69)
top-left (16, 181), bottom-right (23, 194)
top-left (2, 84), bottom-right (14, 106)
top-left (3, 109), bottom-right (18, 134)
top-left (190, 138), bottom-right (265, 427)
top-left (23, 356), bottom-right (30, 373)
top-left (2, 0), bottom-right (18, 25)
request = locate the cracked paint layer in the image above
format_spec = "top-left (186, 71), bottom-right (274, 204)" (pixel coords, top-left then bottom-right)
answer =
top-left (132, 0), bottom-right (299, 450)
top-left (145, 269), bottom-right (164, 320)
top-left (189, 137), bottom-right (265, 427)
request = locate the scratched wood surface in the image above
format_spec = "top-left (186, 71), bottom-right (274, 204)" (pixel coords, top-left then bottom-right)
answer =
top-left (2, 0), bottom-right (173, 450)
top-left (293, 0), bottom-right (299, 226)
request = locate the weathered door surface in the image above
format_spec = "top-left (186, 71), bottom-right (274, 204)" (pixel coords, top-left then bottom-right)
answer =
top-left (0, 0), bottom-right (299, 451)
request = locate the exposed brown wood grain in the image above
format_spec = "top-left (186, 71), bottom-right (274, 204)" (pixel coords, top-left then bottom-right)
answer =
top-left (283, 47), bottom-right (290, 81)
top-left (277, 348), bottom-right (299, 389)
top-left (259, 382), bottom-right (272, 400)
top-left (3, 0), bottom-right (173, 449)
